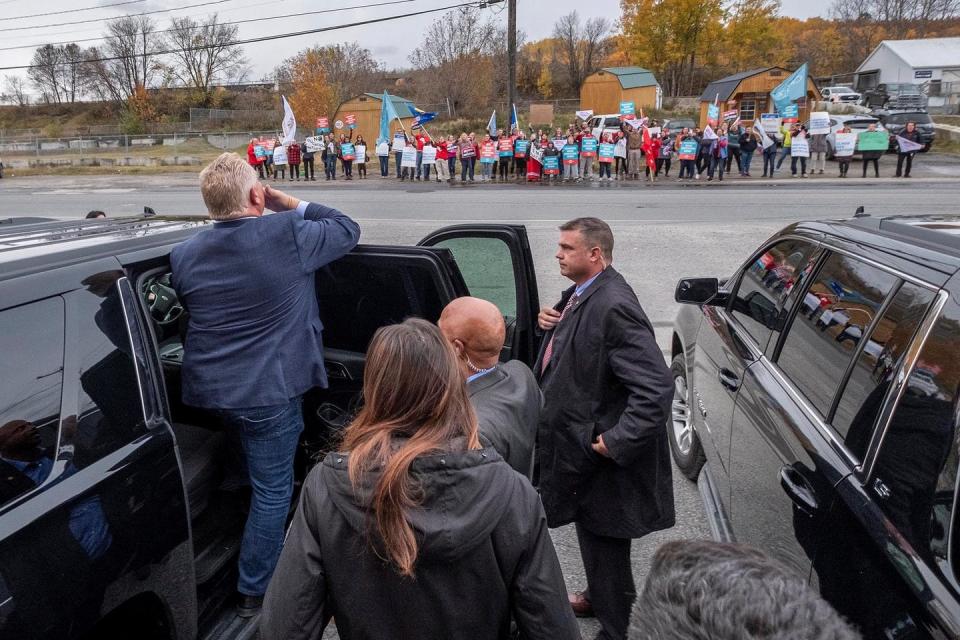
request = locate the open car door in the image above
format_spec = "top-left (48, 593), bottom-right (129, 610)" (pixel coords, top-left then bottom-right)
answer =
top-left (418, 224), bottom-right (540, 368)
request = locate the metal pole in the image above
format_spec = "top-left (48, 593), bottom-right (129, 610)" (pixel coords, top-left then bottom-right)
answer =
top-left (507, 0), bottom-right (517, 132)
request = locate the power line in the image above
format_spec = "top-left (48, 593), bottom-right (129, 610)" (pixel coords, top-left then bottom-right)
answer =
top-left (0, 0), bottom-right (237, 33)
top-left (0, 0), bottom-right (490, 71)
top-left (0, 0), bottom-right (147, 22)
top-left (0, 0), bottom-right (418, 52)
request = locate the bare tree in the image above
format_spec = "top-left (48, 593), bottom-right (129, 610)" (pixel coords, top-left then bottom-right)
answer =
top-left (164, 14), bottom-right (249, 104)
top-left (85, 16), bottom-right (163, 104)
top-left (831, 0), bottom-right (960, 39)
top-left (28, 45), bottom-right (63, 104)
top-left (552, 12), bottom-right (611, 94)
top-left (1, 75), bottom-right (29, 106)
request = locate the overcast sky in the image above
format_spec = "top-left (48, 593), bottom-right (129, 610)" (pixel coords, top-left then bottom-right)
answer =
top-left (1, 0), bottom-right (830, 87)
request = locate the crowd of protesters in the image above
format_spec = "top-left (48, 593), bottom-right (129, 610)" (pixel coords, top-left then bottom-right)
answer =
top-left (246, 116), bottom-right (925, 185)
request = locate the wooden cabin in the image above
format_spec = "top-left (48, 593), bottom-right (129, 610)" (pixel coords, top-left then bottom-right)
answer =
top-left (580, 67), bottom-right (662, 115)
top-left (698, 67), bottom-right (821, 128)
top-left (331, 93), bottom-right (415, 139)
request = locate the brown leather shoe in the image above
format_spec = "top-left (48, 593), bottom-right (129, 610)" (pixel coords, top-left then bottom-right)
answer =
top-left (569, 590), bottom-right (594, 618)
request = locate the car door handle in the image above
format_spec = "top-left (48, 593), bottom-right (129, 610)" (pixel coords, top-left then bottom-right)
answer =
top-left (718, 368), bottom-right (740, 391)
top-left (779, 465), bottom-right (820, 517)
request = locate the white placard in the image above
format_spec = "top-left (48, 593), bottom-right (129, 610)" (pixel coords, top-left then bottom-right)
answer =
top-left (834, 132), bottom-right (857, 156)
top-left (376, 141), bottom-right (390, 156)
top-left (421, 145), bottom-right (437, 164)
top-left (272, 147), bottom-right (288, 164)
top-left (304, 136), bottom-right (322, 153)
top-left (809, 112), bottom-right (831, 135)
top-left (401, 146), bottom-right (417, 168)
top-left (790, 137), bottom-right (810, 157)
top-left (760, 113), bottom-right (781, 133)
top-left (553, 138), bottom-right (567, 151)
top-left (646, 126), bottom-right (661, 137)
top-left (392, 137), bottom-right (405, 153)
top-left (355, 144), bottom-right (366, 164)
top-left (529, 145), bottom-right (544, 163)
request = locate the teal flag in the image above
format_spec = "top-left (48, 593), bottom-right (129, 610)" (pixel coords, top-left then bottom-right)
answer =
top-left (771, 63), bottom-right (808, 112)
top-left (378, 91), bottom-right (399, 145)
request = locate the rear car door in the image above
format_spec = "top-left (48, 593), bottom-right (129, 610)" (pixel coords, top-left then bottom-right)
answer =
top-left (418, 224), bottom-right (540, 368)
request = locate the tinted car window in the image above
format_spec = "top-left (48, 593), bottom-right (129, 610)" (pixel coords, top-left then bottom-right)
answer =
top-left (884, 113), bottom-right (933, 125)
top-left (0, 298), bottom-right (64, 507)
top-left (730, 239), bottom-right (818, 349)
top-left (777, 253), bottom-right (897, 417)
top-left (316, 254), bottom-right (447, 353)
top-left (832, 283), bottom-right (935, 457)
top-left (871, 310), bottom-right (959, 571)
top-left (604, 117), bottom-right (621, 127)
top-left (67, 280), bottom-right (147, 469)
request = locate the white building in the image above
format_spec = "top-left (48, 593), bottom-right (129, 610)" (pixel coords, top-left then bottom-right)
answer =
top-left (856, 37), bottom-right (960, 111)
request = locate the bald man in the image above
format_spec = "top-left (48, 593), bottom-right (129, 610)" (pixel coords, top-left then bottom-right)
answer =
top-left (438, 297), bottom-right (541, 479)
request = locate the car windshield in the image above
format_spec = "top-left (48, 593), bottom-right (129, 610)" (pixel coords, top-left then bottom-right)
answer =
top-left (885, 112), bottom-right (933, 125)
top-left (845, 119), bottom-right (878, 129)
top-left (669, 119), bottom-right (696, 129)
top-left (831, 87), bottom-right (855, 93)
top-left (888, 84), bottom-right (921, 93)
top-left (604, 117), bottom-right (621, 127)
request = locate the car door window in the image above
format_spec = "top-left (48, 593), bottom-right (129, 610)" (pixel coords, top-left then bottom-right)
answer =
top-left (729, 239), bottom-right (818, 350)
top-left (776, 252), bottom-right (897, 417)
top-left (428, 236), bottom-right (517, 318)
top-left (0, 298), bottom-right (64, 508)
top-left (605, 117), bottom-right (621, 127)
top-left (831, 283), bottom-right (935, 458)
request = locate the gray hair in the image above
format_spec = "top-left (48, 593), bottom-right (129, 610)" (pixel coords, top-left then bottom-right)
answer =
top-left (199, 152), bottom-right (258, 220)
top-left (630, 541), bottom-right (861, 640)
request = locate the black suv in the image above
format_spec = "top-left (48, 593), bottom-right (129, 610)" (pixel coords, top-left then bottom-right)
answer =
top-left (0, 215), bottom-right (540, 639)
top-left (862, 83), bottom-right (927, 110)
top-left (670, 214), bottom-right (960, 639)
top-left (874, 109), bottom-right (936, 152)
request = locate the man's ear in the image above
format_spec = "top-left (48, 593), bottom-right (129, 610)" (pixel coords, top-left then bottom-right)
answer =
top-left (452, 339), bottom-right (466, 359)
top-left (250, 183), bottom-right (264, 211)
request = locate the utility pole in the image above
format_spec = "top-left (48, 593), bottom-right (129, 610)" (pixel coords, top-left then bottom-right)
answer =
top-left (507, 0), bottom-right (517, 130)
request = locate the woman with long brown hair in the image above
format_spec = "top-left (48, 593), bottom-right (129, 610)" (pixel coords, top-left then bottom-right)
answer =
top-left (261, 318), bottom-right (579, 640)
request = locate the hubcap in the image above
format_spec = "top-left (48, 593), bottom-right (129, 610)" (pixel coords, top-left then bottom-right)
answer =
top-left (672, 375), bottom-right (693, 456)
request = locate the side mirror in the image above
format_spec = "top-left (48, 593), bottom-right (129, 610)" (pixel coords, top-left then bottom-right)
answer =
top-left (675, 278), bottom-right (726, 306)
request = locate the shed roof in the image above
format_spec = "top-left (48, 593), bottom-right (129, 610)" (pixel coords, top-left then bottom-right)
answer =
top-left (351, 92), bottom-right (415, 114)
top-left (598, 67), bottom-right (659, 89)
top-left (699, 67), bottom-right (784, 101)
top-left (858, 37), bottom-right (960, 71)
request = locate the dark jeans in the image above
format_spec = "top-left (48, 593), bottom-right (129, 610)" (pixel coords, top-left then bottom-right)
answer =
top-left (763, 149), bottom-right (776, 176)
top-left (679, 159), bottom-right (696, 178)
top-left (289, 163), bottom-right (300, 180)
top-left (342, 159), bottom-right (353, 177)
top-left (421, 163), bottom-right (431, 180)
top-left (252, 162), bottom-right (265, 179)
top-left (696, 152), bottom-right (710, 174)
top-left (740, 150), bottom-right (753, 175)
top-left (324, 156), bottom-right (336, 179)
top-left (395, 152), bottom-right (403, 177)
top-left (599, 162), bottom-right (612, 178)
top-left (415, 151), bottom-right (423, 178)
top-left (302, 157), bottom-right (314, 180)
top-left (216, 397), bottom-right (304, 596)
top-left (378, 155), bottom-right (389, 176)
top-left (461, 157), bottom-right (475, 180)
top-left (896, 152), bottom-right (914, 177)
top-left (357, 162), bottom-right (366, 177)
top-left (448, 156), bottom-right (457, 177)
top-left (655, 157), bottom-right (671, 176)
top-left (862, 157), bottom-right (879, 177)
top-left (725, 147), bottom-right (741, 172)
top-left (708, 155), bottom-right (725, 179)
top-left (791, 156), bottom-right (807, 175)
top-left (498, 158), bottom-right (510, 179)
top-left (576, 523), bottom-right (634, 640)
top-left (839, 159), bottom-right (851, 176)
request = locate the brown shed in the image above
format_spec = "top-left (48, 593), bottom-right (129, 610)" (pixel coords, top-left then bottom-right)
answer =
top-left (698, 67), bottom-right (821, 128)
top-left (580, 67), bottom-right (662, 115)
top-left (331, 93), bottom-right (415, 140)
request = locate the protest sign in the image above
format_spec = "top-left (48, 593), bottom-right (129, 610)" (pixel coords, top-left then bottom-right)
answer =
top-left (778, 103), bottom-right (799, 123)
top-left (376, 141), bottom-right (390, 156)
top-left (760, 113), bottom-right (781, 133)
top-left (498, 137), bottom-right (514, 157)
top-left (304, 136), bottom-right (322, 153)
top-left (703, 125), bottom-right (718, 140)
top-left (529, 145), bottom-right (544, 164)
top-left (480, 141), bottom-right (497, 163)
top-left (614, 139), bottom-right (627, 158)
top-left (576, 109), bottom-right (594, 121)
top-left (754, 123), bottom-right (775, 149)
top-left (857, 131), bottom-right (889, 152)
top-left (272, 146), bottom-right (288, 165)
top-left (355, 144), bottom-right (367, 164)
top-left (542, 155), bottom-right (560, 175)
top-left (553, 138), bottom-right (567, 151)
top-left (340, 142), bottom-right (355, 161)
top-left (514, 139), bottom-right (529, 158)
top-left (401, 146), bottom-right (418, 168)
top-left (619, 101), bottom-right (635, 119)
top-left (707, 103), bottom-right (720, 123)
top-left (723, 109), bottom-right (738, 121)
top-left (562, 145), bottom-right (579, 164)
top-left (790, 137), bottom-right (810, 157)
top-left (460, 142), bottom-right (476, 158)
top-left (254, 145), bottom-right (266, 159)
top-left (809, 112), bottom-right (831, 135)
top-left (421, 145), bottom-right (437, 164)
top-left (896, 135), bottom-right (924, 153)
top-left (392, 134), bottom-right (406, 153)
top-left (625, 118), bottom-right (645, 131)
top-left (345, 114), bottom-right (357, 129)
top-left (580, 137), bottom-right (598, 157)
top-left (646, 126), bottom-right (661, 138)
top-left (334, 120), bottom-right (344, 130)
top-left (262, 138), bottom-right (276, 150)
top-left (316, 117), bottom-right (330, 133)
top-left (834, 132), bottom-right (856, 156)
top-left (598, 142), bottom-right (615, 163)
top-left (678, 139), bottom-right (698, 160)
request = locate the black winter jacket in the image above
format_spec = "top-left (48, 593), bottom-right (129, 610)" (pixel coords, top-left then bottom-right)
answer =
top-left (261, 446), bottom-right (580, 640)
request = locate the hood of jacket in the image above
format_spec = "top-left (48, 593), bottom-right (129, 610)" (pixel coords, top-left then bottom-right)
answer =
top-left (318, 444), bottom-right (516, 563)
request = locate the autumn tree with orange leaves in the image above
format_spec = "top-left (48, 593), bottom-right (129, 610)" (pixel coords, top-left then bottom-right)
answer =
top-left (284, 49), bottom-right (336, 127)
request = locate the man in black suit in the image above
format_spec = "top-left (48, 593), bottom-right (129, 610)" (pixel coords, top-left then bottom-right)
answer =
top-left (439, 296), bottom-right (541, 479)
top-left (536, 218), bottom-right (675, 640)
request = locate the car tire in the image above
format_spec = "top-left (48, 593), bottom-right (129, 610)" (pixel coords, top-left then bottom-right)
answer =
top-left (668, 353), bottom-right (706, 480)
top-left (826, 142), bottom-right (835, 161)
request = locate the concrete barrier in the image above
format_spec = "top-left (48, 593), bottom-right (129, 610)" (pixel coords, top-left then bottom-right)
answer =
top-left (207, 133), bottom-right (255, 150)
top-left (162, 137), bottom-right (186, 146)
top-left (39, 141), bottom-right (68, 151)
top-left (935, 123), bottom-right (960, 143)
top-left (131, 138), bottom-right (158, 146)
top-left (68, 139), bottom-right (98, 149)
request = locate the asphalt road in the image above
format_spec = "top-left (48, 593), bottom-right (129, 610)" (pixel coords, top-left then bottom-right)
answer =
top-left (4, 173), bottom-right (960, 638)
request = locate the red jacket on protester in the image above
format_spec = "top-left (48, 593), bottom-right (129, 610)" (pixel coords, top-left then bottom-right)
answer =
top-left (247, 144), bottom-right (261, 165)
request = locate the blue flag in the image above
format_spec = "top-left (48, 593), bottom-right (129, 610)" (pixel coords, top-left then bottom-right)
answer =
top-left (510, 103), bottom-right (518, 133)
top-left (487, 110), bottom-right (497, 137)
top-left (771, 63), bottom-right (809, 112)
top-left (378, 91), bottom-right (400, 145)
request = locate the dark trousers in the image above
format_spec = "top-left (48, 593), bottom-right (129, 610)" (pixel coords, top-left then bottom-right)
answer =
top-left (896, 152), bottom-right (913, 177)
top-left (498, 158), bottom-right (510, 179)
top-left (448, 156), bottom-right (457, 177)
top-left (357, 162), bottom-right (366, 178)
top-left (378, 155), bottom-right (389, 176)
top-left (839, 159), bottom-right (850, 176)
top-left (740, 150), bottom-right (753, 175)
top-left (289, 163), bottom-right (300, 180)
top-left (791, 156), bottom-right (807, 175)
top-left (862, 157), bottom-right (879, 177)
top-left (253, 162), bottom-right (264, 178)
top-left (708, 155), bottom-right (725, 179)
top-left (599, 162), bottom-right (612, 178)
top-left (696, 152), bottom-right (710, 174)
top-left (655, 157), bottom-right (671, 176)
top-left (302, 158), bottom-right (314, 180)
top-left (763, 149), bottom-right (776, 176)
top-left (576, 523), bottom-right (635, 640)
top-left (461, 157), bottom-right (475, 180)
top-left (324, 156), bottom-right (336, 179)
top-left (342, 159), bottom-right (353, 177)
top-left (725, 147), bottom-right (741, 172)
top-left (614, 157), bottom-right (626, 176)
top-left (679, 159), bottom-right (696, 178)
top-left (395, 152), bottom-right (403, 177)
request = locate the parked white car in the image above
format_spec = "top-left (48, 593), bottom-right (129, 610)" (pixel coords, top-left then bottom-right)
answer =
top-left (821, 86), bottom-right (862, 105)
top-left (816, 114), bottom-right (886, 159)
top-left (587, 114), bottom-right (626, 140)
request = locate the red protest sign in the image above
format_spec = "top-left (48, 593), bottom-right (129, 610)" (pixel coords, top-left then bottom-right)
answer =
top-left (480, 142), bottom-right (497, 160)
top-left (345, 113), bottom-right (357, 129)
top-left (316, 117), bottom-right (329, 129)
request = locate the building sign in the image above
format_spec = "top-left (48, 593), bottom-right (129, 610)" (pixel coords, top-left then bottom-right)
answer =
top-left (915, 69), bottom-right (933, 79)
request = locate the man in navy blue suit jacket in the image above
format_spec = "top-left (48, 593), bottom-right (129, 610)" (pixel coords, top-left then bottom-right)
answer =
top-left (171, 153), bottom-right (360, 616)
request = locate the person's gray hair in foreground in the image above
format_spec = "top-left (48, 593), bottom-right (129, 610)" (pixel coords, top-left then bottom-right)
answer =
top-left (629, 540), bottom-right (861, 640)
